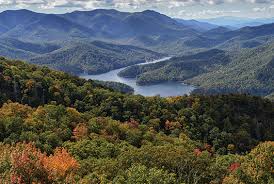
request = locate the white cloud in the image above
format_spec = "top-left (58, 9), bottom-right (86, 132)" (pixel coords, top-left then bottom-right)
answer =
top-left (1, 0), bottom-right (273, 10)
top-left (253, 7), bottom-right (266, 11)
top-left (181, 9), bottom-right (241, 18)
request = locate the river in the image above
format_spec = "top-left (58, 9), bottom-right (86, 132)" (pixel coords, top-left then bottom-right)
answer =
top-left (80, 57), bottom-right (195, 97)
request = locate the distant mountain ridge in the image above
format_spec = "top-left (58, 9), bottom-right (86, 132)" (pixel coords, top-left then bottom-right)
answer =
top-left (1, 9), bottom-right (274, 54)
top-left (0, 9), bottom-right (198, 44)
top-left (199, 16), bottom-right (274, 28)
top-left (174, 18), bottom-right (219, 31)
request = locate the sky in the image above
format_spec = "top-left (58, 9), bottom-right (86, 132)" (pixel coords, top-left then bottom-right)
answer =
top-left (0, 0), bottom-right (274, 19)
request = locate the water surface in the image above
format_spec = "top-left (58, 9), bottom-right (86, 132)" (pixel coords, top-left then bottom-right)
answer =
top-left (80, 57), bottom-right (195, 97)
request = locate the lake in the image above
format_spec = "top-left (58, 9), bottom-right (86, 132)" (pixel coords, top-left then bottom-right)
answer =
top-left (80, 57), bottom-right (195, 97)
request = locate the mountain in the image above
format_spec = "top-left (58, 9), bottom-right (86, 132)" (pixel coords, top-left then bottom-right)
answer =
top-left (60, 9), bottom-right (130, 38)
top-left (0, 38), bottom-right (60, 55)
top-left (0, 9), bottom-right (96, 41)
top-left (183, 23), bottom-right (274, 51)
top-left (145, 21), bottom-right (274, 55)
top-left (61, 9), bottom-right (199, 48)
top-left (1, 14), bottom-right (94, 41)
top-left (0, 9), bottom-right (198, 46)
top-left (119, 40), bottom-right (274, 97)
top-left (174, 18), bottom-right (219, 31)
top-left (0, 9), bottom-right (43, 31)
top-left (29, 41), bottom-right (164, 74)
top-left (62, 9), bottom-right (196, 38)
top-left (0, 37), bottom-right (163, 75)
top-left (0, 43), bottom-right (35, 59)
top-left (1, 9), bottom-right (273, 54)
top-left (118, 49), bottom-right (231, 84)
top-left (187, 42), bottom-right (274, 96)
top-left (198, 16), bottom-right (274, 28)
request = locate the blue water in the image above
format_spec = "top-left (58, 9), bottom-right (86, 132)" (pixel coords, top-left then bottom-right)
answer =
top-left (80, 57), bottom-right (195, 97)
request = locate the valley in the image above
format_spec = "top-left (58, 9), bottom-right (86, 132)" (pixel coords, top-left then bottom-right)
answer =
top-left (0, 3), bottom-right (273, 183)
top-left (0, 9), bottom-right (273, 98)
top-left (81, 57), bottom-right (195, 97)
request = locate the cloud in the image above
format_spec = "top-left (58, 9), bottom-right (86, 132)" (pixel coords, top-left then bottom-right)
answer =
top-left (1, 0), bottom-right (273, 10)
top-left (180, 9), bottom-right (241, 18)
top-left (253, 7), bottom-right (266, 11)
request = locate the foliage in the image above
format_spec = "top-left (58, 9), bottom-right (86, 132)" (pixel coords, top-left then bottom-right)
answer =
top-left (0, 58), bottom-right (273, 183)
top-left (0, 143), bottom-right (79, 183)
top-left (94, 80), bottom-right (134, 94)
top-left (114, 164), bottom-right (177, 184)
top-left (223, 142), bottom-right (274, 184)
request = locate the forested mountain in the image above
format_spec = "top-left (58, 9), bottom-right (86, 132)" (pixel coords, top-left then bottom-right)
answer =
top-left (119, 40), bottom-right (274, 97)
top-left (62, 9), bottom-right (196, 39)
top-left (118, 49), bottom-right (231, 84)
top-left (0, 9), bottom-right (274, 52)
top-left (175, 18), bottom-right (219, 31)
top-left (0, 38), bottom-right (60, 55)
top-left (0, 10), bottom-right (94, 41)
top-left (199, 16), bottom-right (274, 28)
top-left (183, 22), bottom-right (274, 51)
top-left (0, 9), bottom-right (198, 46)
top-left (0, 57), bottom-right (273, 183)
top-left (0, 38), bottom-right (163, 75)
top-left (187, 42), bottom-right (274, 96)
top-left (29, 41), bottom-right (164, 74)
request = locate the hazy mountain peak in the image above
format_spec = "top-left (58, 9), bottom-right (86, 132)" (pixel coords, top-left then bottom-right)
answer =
top-left (141, 10), bottom-right (161, 15)
top-left (1, 9), bottom-right (35, 14)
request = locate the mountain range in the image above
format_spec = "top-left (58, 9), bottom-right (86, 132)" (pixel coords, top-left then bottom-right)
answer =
top-left (198, 16), bottom-right (274, 28)
top-left (0, 9), bottom-right (273, 97)
top-left (0, 9), bottom-right (197, 44)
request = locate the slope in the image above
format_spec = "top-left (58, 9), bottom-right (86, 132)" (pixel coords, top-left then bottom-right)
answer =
top-left (29, 41), bottom-right (164, 74)
top-left (187, 42), bottom-right (274, 96)
top-left (174, 18), bottom-right (219, 32)
top-left (2, 14), bottom-right (94, 41)
top-left (118, 49), bottom-right (231, 84)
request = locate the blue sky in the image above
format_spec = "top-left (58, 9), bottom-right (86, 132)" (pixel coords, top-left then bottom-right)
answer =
top-left (0, 0), bottom-right (273, 19)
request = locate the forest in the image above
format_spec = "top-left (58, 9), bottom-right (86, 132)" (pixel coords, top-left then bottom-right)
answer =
top-left (119, 42), bottom-right (274, 97)
top-left (0, 57), bottom-right (273, 183)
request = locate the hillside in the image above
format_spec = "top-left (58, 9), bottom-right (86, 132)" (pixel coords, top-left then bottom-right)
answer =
top-left (119, 41), bottom-right (274, 97)
top-left (0, 37), bottom-right (164, 75)
top-left (0, 9), bottom-right (198, 46)
top-left (187, 42), bottom-right (274, 96)
top-left (119, 49), bottom-right (231, 84)
top-left (29, 41), bottom-right (164, 74)
top-left (199, 16), bottom-right (274, 28)
top-left (0, 57), bottom-right (273, 183)
top-left (175, 18), bottom-right (219, 31)
top-left (62, 9), bottom-right (197, 40)
top-left (2, 14), bottom-right (94, 41)
top-left (184, 23), bottom-right (274, 51)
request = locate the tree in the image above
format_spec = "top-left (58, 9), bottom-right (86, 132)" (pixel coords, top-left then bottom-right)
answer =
top-left (114, 164), bottom-right (176, 184)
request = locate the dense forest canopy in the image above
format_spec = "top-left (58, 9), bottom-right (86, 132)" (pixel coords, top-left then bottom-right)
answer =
top-left (0, 57), bottom-right (273, 183)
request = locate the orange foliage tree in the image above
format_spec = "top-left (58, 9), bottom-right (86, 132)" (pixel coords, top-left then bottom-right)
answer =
top-left (0, 143), bottom-right (79, 184)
